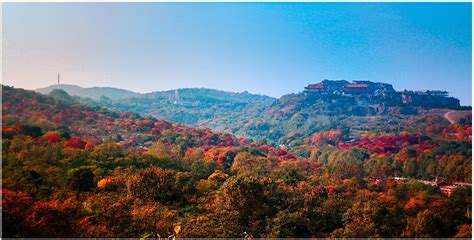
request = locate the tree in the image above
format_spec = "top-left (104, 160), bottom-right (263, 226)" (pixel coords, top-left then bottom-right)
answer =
top-left (395, 147), bottom-right (417, 163)
top-left (231, 151), bottom-right (273, 177)
top-left (90, 142), bottom-right (124, 161)
top-left (97, 177), bottom-right (116, 191)
top-left (182, 210), bottom-right (243, 237)
top-left (64, 136), bottom-right (86, 149)
top-left (215, 175), bottom-right (266, 230)
top-left (343, 199), bottom-right (403, 237)
top-left (326, 148), bottom-right (368, 179)
top-left (27, 198), bottom-right (84, 237)
top-left (310, 130), bottom-right (341, 146)
top-left (42, 131), bottom-right (63, 143)
top-left (190, 158), bottom-right (216, 179)
top-left (208, 170), bottom-right (229, 183)
top-left (18, 125), bottom-right (43, 138)
top-left (127, 167), bottom-right (195, 204)
top-left (2, 189), bottom-right (33, 237)
top-left (85, 193), bottom-right (135, 237)
top-left (403, 209), bottom-right (446, 237)
top-left (364, 156), bottom-right (395, 178)
top-left (90, 142), bottom-right (125, 176)
top-left (268, 210), bottom-right (311, 237)
top-left (310, 193), bottom-right (352, 235)
top-left (130, 201), bottom-right (177, 237)
top-left (69, 167), bottom-right (95, 192)
top-left (147, 141), bottom-right (181, 160)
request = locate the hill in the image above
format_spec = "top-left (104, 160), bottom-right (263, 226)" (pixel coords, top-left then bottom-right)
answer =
top-left (35, 84), bottom-right (277, 127)
top-left (4, 85), bottom-right (235, 150)
top-left (35, 84), bottom-right (140, 100)
top-left (201, 90), bottom-right (468, 146)
top-left (114, 88), bottom-right (276, 126)
top-left (36, 85), bottom-right (277, 126)
top-left (178, 80), bottom-right (465, 144)
top-left (3, 85), bottom-right (296, 160)
top-left (34, 81), bottom-right (468, 148)
top-left (2, 85), bottom-right (471, 238)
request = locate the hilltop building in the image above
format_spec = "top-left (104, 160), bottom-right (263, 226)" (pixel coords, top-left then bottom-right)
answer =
top-left (303, 83), bottom-right (328, 94)
top-left (303, 79), bottom-right (460, 109)
top-left (341, 83), bottom-right (371, 95)
top-left (303, 79), bottom-right (349, 94)
top-left (304, 79), bottom-right (395, 96)
top-left (402, 90), bottom-right (449, 97)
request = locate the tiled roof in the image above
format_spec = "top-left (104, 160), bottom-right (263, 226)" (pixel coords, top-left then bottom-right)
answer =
top-left (346, 83), bottom-right (369, 88)
top-left (305, 83), bottom-right (325, 89)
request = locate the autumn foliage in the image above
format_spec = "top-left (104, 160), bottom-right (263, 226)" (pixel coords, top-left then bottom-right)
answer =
top-left (1, 85), bottom-right (471, 238)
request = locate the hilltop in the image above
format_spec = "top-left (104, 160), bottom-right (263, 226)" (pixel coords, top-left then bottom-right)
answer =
top-left (36, 84), bottom-right (140, 100)
top-left (201, 80), bottom-right (468, 144)
top-left (302, 79), bottom-right (461, 109)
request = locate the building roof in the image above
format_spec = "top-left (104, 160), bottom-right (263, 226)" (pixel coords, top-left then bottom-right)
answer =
top-left (305, 83), bottom-right (325, 89)
top-left (346, 83), bottom-right (369, 88)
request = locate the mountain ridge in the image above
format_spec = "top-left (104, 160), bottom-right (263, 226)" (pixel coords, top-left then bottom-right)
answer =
top-left (33, 81), bottom-right (469, 145)
top-left (35, 84), bottom-right (276, 102)
top-left (35, 84), bottom-right (141, 100)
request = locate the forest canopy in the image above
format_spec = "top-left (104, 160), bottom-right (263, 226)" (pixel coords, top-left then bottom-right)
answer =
top-left (2, 85), bottom-right (472, 238)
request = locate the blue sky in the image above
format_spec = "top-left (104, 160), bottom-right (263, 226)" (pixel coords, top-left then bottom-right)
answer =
top-left (3, 3), bottom-right (472, 104)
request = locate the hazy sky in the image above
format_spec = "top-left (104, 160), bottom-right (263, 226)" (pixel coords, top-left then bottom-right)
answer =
top-left (3, 3), bottom-right (472, 104)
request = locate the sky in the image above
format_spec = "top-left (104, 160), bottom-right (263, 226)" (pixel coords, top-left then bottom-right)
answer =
top-left (3, 3), bottom-right (472, 105)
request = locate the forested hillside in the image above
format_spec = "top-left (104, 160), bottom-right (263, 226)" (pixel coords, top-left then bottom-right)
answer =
top-left (36, 83), bottom-right (470, 148)
top-left (35, 85), bottom-right (276, 127)
top-left (3, 85), bottom-right (472, 238)
top-left (113, 88), bottom-right (276, 126)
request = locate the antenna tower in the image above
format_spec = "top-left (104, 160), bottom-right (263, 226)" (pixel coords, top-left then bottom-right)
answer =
top-left (174, 89), bottom-right (179, 104)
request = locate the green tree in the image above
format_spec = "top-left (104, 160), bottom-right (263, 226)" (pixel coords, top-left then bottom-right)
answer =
top-left (268, 210), bottom-right (311, 237)
top-left (69, 167), bottom-right (95, 192)
top-left (343, 199), bottom-right (403, 237)
top-left (326, 148), bottom-right (368, 179)
top-left (190, 158), bottom-right (216, 179)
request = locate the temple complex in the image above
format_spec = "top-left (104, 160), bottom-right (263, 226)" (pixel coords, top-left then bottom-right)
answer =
top-left (303, 79), bottom-right (460, 109)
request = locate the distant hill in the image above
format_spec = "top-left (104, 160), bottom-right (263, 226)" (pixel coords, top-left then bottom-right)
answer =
top-left (114, 88), bottom-right (277, 126)
top-left (3, 85), bottom-right (244, 149)
top-left (34, 84), bottom-right (277, 129)
top-left (35, 84), bottom-right (140, 100)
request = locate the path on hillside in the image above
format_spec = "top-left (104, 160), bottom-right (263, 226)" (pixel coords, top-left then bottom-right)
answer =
top-left (444, 110), bottom-right (457, 124)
